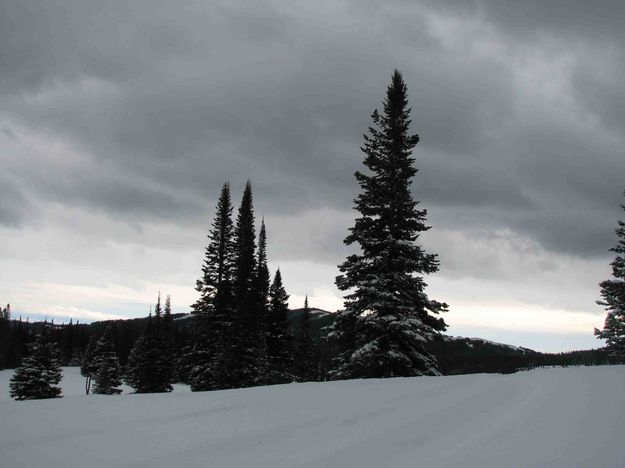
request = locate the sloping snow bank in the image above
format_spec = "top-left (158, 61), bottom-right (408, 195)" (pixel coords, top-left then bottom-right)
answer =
top-left (1, 366), bottom-right (623, 468)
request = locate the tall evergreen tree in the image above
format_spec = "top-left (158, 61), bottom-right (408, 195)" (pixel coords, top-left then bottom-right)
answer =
top-left (162, 294), bottom-right (176, 382)
top-left (256, 220), bottom-right (271, 302)
top-left (295, 296), bottom-right (317, 382)
top-left (195, 183), bottom-right (236, 306)
top-left (92, 327), bottom-right (122, 395)
top-left (329, 70), bottom-right (447, 379)
top-left (255, 219), bottom-right (271, 382)
top-left (152, 293), bottom-right (175, 388)
top-left (234, 181), bottom-right (258, 308)
top-left (232, 181), bottom-right (262, 387)
top-left (190, 183), bottom-right (237, 391)
top-left (9, 328), bottom-right (62, 400)
top-left (595, 192), bottom-right (625, 361)
top-left (266, 269), bottom-right (294, 384)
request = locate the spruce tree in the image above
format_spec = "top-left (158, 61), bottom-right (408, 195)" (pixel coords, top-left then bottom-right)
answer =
top-left (255, 219), bottom-right (270, 383)
top-left (595, 192), bottom-right (625, 361)
top-left (266, 269), bottom-right (294, 384)
top-left (91, 327), bottom-right (122, 395)
top-left (161, 294), bottom-right (176, 383)
top-left (232, 181), bottom-right (262, 387)
top-left (152, 293), bottom-right (175, 390)
top-left (125, 317), bottom-right (152, 392)
top-left (190, 182), bottom-right (237, 391)
top-left (295, 296), bottom-right (317, 382)
top-left (126, 295), bottom-right (176, 393)
top-left (329, 70), bottom-right (447, 379)
top-left (9, 328), bottom-right (62, 400)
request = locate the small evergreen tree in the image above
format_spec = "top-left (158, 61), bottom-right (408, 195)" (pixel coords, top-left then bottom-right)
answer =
top-left (295, 296), bottom-right (317, 382)
top-left (125, 331), bottom-right (146, 391)
top-left (126, 295), bottom-right (175, 393)
top-left (125, 314), bottom-right (157, 392)
top-left (595, 192), bottom-right (625, 361)
top-left (329, 70), bottom-right (447, 380)
top-left (92, 327), bottom-right (122, 395)
top-left (9, 328), bottom-right (62, 400)
top-left (266, 269), bottom-right (294, 384)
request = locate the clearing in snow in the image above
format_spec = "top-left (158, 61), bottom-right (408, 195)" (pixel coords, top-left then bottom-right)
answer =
top-left (1, 366), bottom-right (624, 468)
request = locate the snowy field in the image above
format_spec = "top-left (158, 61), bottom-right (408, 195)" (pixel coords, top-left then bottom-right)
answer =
top-left (1, 366), bottom-right (624, 468)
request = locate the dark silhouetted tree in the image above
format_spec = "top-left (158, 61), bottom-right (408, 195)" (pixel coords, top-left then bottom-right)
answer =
top-left (295, 296), bottom-right (317, 381)
top-left (329, 70), bottom-right (447, 380)
top-left (126, 294), bottom-right (176, 393)
top-left (190, 183), bottom-right (237, 391)
top-left (595, 192), bottom-right (625, 361)
top-left (266, 269), bottom-right (293, 383)
top-left (255, 219), bottom-right (270, 382)
top-left (231, 181), bottom-right (263, 387)
top-left (162, 294), bottom-right (176, 382)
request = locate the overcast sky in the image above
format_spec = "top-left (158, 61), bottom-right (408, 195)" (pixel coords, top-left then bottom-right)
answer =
top-left (1, 1), bottom-right (624, 352)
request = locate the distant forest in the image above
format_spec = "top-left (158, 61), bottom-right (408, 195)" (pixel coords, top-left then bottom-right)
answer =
top-left (0, 308), bottom-right (611, 378)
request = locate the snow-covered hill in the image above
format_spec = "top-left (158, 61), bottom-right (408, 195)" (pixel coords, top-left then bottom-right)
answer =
top-left (1, 366), bottom-right (624, 468)
top-left (446, 335), bottom-right (533, 353)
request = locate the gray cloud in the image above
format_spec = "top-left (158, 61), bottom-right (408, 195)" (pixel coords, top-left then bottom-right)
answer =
top-left (0, 174), bottom-right (31, 227)
top-left (1, 0), bottom-right (624, 267)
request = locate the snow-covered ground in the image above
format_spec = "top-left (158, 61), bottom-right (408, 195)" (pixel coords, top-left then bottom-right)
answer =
top-left (1, 366), bottom-right (623, 468)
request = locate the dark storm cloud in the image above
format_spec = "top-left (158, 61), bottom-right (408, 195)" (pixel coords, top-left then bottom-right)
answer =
top-left (467, 0), bottom-right (625, 41)
top-left (430, 0), bottom-right (625, 138)
top-left (1, 0), bottom-right (624, 262)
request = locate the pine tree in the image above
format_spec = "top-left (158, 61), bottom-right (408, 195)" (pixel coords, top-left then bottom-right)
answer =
top-left (266, 269), bottom-right (294, 384)
top-left (126, 295), bottom-right (176, 393)
top-left (161, 294), bottom-right (176, 383)
top-left (255, 219), bottom-right (271, 383)
top-left (124, 320), bottom-right (151, 392)
top-left (125, 313), bottom-right (164, 393)
top-left (10, 328), bottom-right (63, 400)
top-left (329, 70), bottom-right (447, 379)
top-left (595, 192), bottom-right (625, 361)
top-left (151, 293), bottom-right (174, 391)
top-left (190, 183), bottom-right (237, 391)
top-left (295, 296), bottom-right (317, 382)
top-left (231, 181), bottom-right (262, 387)
top-left (91, 327), bottom-right (122, 395)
